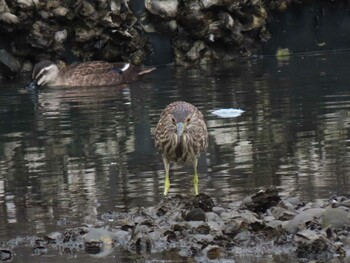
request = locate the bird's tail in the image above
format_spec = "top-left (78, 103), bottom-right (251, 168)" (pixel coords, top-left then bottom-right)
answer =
top-left (138, 66), bottom-right (156, 76)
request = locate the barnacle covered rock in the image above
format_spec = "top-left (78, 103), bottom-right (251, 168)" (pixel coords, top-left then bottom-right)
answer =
top-left (4, 189), bottom-right (350, 261)
top-left (145, 0), bottom-right (178, 18)
top-left (322, 207), bottom-right (350, 229)
top-left (144, 0), bottom-right (270, 65)
top-left (0, 0), bottom-right (19, 25)
top-left (0, 0), bottom-right (152, 78)
top-left (0, 49), bottom-right (21, 77)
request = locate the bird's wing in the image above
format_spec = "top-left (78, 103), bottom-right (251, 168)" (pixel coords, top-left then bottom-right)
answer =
top-left (72, 61), bottom-right (115, 76)
top-left (59, 61), bottom-right (125, 86)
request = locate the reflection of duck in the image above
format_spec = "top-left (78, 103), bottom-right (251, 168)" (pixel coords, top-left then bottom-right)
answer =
top-left (28, 60), bottom-right (155, 88)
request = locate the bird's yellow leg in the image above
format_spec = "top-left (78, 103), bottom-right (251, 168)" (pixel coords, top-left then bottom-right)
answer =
top-left (193, 159), bottom-right (199, 195)
top-left (163, 159), bottom-right (170, 196)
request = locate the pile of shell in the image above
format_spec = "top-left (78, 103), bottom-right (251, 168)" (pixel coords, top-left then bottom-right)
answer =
top-left (2, 186), bottom-right (350, 262)
top-left (0, 0), bottom-right (151, 77)
top-left (143, 0), bottom-right (271, 65)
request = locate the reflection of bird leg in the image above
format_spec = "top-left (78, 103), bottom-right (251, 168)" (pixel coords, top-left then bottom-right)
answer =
top-left (193, 159), bottom-right (199, 195)
top-left (163, 158), bottom-right (170, 196)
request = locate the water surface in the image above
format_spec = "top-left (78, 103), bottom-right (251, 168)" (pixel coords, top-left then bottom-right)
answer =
top-left (1, 52), bottom-right (350, 261)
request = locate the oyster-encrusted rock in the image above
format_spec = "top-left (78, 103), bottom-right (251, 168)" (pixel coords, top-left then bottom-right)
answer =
top-left (16, 0), bottom-right (38, 9)
top-left (0, 0), bottom-right (152, 78)
top-left (0, 0), bottom-right (19, 25)
top-left (145, 0), bottom-right (178, 18)
top-left (52, 7), bottom-right (68, 16)
top-left (144, 0), bottom-right (271, 65)
top-left (3, 189), bottom-right (350, 261)
top-left (322, 207), bottom-right (350, 229)
top-left (54, 29), bottom-right (67, 43)
top-left (0, 49), bottom-right (21, 77)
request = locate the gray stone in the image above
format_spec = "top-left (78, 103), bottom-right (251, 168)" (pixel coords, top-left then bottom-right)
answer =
top-left (145, 0), bottom-right (178, 18)
top-left (322, 207), bottom-right (350, 229)
top-left (0, 13), bottom-right (19, 24)
top-left (54, 29), bottom-right (67, 43)
top-left (0, 49), bottom-right (21, 77)
top-left (16, 0), bottom-right (38, 9)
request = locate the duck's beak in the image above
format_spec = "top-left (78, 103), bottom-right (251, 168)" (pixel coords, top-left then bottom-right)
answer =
top-left (26, 80), bottom-right (38, 90)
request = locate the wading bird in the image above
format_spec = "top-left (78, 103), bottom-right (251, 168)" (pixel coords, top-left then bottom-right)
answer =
top-left (155, 101), bottom-right (208, 195)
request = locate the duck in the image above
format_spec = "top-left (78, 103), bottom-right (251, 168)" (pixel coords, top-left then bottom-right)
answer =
top-left (28, 60), bottom-right (156, 88)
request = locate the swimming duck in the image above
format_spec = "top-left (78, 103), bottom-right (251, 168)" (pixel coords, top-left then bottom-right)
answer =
top-left (28, 60), bottom-right (156, 88)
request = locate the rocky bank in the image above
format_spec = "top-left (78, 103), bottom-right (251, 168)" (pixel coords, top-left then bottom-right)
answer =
top-left (2, 187), bottom-right (350, 262)
top-left (0, 0), bottom-right (342, 78)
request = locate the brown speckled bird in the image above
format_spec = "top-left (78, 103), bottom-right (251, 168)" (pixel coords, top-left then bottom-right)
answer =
top-left (28, 60), bottom-right (155, 88)
top-left (155, 101), bottom-right (208, 195)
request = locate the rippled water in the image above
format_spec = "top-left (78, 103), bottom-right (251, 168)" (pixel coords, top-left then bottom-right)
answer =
top-left (1, 52), bottom-right (350, 261)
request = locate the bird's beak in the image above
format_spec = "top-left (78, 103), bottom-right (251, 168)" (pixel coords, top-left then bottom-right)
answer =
top-left (26, 80), bottom-right (38, 90)
top-left (176, 122), bottom-right (186, 139)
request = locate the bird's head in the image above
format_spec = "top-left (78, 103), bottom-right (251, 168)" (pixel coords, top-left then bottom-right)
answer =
top-left (171, 108), bottom-right (195, 140)
top-left (27, 60), bottom-right (59, 89)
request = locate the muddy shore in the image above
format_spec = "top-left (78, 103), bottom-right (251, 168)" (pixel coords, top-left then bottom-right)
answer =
top-left (1, 187), bottom-right (350, 262)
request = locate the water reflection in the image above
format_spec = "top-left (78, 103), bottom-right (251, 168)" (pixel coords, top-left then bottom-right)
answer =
top-left (1, 53), bottom-right (350, 246)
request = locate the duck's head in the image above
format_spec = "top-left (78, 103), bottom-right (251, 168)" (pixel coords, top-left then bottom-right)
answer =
top-left (27, 60), bottom-right (59, 89)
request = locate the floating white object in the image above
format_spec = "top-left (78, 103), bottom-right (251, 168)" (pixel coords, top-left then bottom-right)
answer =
top-left (212, 108), bottom-right (245, 118)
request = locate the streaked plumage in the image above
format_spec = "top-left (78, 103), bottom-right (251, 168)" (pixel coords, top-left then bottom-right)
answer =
top-left (29, 60), bottom-right (155, 88)
top-left (155, 101), bottom-right (208, 195)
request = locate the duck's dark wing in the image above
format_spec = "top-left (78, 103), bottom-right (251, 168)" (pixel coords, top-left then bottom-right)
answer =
top-left (58, 61), bottom-right (155, 86)
top-left (72, 61), bottom-right (115, 75)
top-left (58, 61), bottom-right (121, 86)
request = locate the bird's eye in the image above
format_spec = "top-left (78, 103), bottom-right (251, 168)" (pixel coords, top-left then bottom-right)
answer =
top-left (186, 117), bottom-right (191, 122)
top-left (172, 117), bottom-right (176, 123)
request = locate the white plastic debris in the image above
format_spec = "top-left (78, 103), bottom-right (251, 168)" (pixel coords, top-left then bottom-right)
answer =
top-left (212, 108), bottom-right (245, 118)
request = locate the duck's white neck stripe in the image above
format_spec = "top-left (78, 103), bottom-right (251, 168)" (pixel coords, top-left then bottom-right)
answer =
top-left (120, 63), bottom-right (130, 72)
top-left (36, 65), bottom-right (56, 79)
